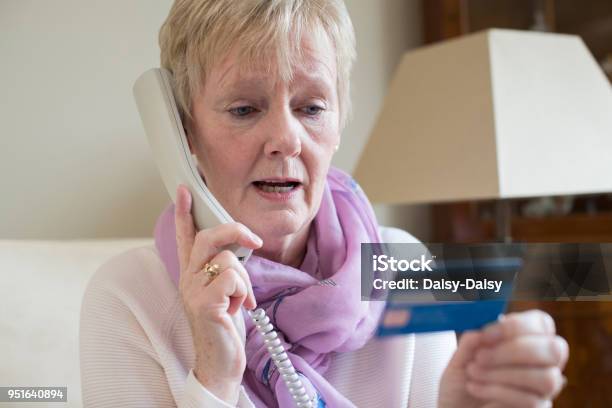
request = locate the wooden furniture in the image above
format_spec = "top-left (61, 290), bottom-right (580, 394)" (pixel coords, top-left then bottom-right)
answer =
top-left (424, 0), bottom-right (612, 80)
top-left (423, 1), bottom-right (612, 406)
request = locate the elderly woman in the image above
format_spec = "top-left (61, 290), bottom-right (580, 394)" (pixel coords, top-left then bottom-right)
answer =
top-left (80, 0), bottom-right (568, 407)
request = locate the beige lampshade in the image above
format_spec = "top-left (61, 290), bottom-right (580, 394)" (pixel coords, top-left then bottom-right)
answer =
top-left (353, 29), bottom-right (612, 204)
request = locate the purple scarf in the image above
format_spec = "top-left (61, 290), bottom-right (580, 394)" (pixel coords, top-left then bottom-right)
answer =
top-left (154, 167), bottom-right (384, 407)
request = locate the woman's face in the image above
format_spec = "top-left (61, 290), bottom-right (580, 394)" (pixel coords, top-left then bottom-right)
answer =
top-left (188, 33), bottom-right (340, 251)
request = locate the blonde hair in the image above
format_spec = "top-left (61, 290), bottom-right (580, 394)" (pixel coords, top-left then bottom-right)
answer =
top-left (159, 0), bottom-right (356, 129)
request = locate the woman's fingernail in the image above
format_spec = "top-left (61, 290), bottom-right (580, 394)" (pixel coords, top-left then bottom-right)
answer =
top-left (252, 234), bottom-right (263, 245)
top-left (177, 186), bottom-right (191, 213)
top-left (186, 189), bottom-right (192, 210)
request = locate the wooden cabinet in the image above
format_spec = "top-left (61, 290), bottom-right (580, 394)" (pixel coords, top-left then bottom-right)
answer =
top-left (423, 1), bottom-right (612, 406)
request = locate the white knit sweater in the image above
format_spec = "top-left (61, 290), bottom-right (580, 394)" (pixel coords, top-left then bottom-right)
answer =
top-left (79, 227), bottom-right (457, 407)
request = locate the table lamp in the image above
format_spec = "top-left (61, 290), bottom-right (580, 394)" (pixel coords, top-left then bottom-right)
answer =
top-left (354, 29), bottom-right (612, 241)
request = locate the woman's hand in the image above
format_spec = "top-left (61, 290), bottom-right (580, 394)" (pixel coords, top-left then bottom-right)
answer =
top-left (438, 310), bottom-right (569, 408)
top-left (174, 185), bottom-right (262, 405)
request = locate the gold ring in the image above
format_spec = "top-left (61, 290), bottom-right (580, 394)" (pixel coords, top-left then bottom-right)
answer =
top-left (200, 263), bottom-right (221, 281)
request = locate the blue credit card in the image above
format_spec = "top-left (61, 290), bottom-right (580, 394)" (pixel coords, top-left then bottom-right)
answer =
top-left (376, 257), bottom-right (521, 336)
top-left (377, 300), bottom-right (508, 336)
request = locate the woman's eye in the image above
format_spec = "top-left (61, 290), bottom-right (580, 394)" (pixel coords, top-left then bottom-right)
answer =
top-left (301, 105), bottom-right (325, 116)
top-left (229, 106), bottom-right (256, 117)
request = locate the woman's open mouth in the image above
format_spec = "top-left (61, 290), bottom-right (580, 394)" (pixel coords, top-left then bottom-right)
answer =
top-left (253, 179), bottom-right (302, 200)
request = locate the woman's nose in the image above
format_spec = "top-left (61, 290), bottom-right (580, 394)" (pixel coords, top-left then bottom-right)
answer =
top-left (262, 108), bottom-right (302, 159)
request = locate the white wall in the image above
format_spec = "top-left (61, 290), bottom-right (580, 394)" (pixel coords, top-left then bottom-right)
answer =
top-left (0, 0), bottom-right (430, 240)
top-left (342, 0), bottom-right (431, 240)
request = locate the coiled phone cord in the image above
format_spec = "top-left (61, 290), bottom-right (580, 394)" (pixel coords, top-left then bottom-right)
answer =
top-left (248, 308), bottom-right (316, 408)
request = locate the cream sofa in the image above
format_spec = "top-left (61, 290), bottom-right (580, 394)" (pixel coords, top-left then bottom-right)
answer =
top-left (0, 239), bottom-right (152, 407)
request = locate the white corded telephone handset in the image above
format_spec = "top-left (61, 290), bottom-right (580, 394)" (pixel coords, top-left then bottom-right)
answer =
top-left (133, 68), bottom-right (315, 407)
